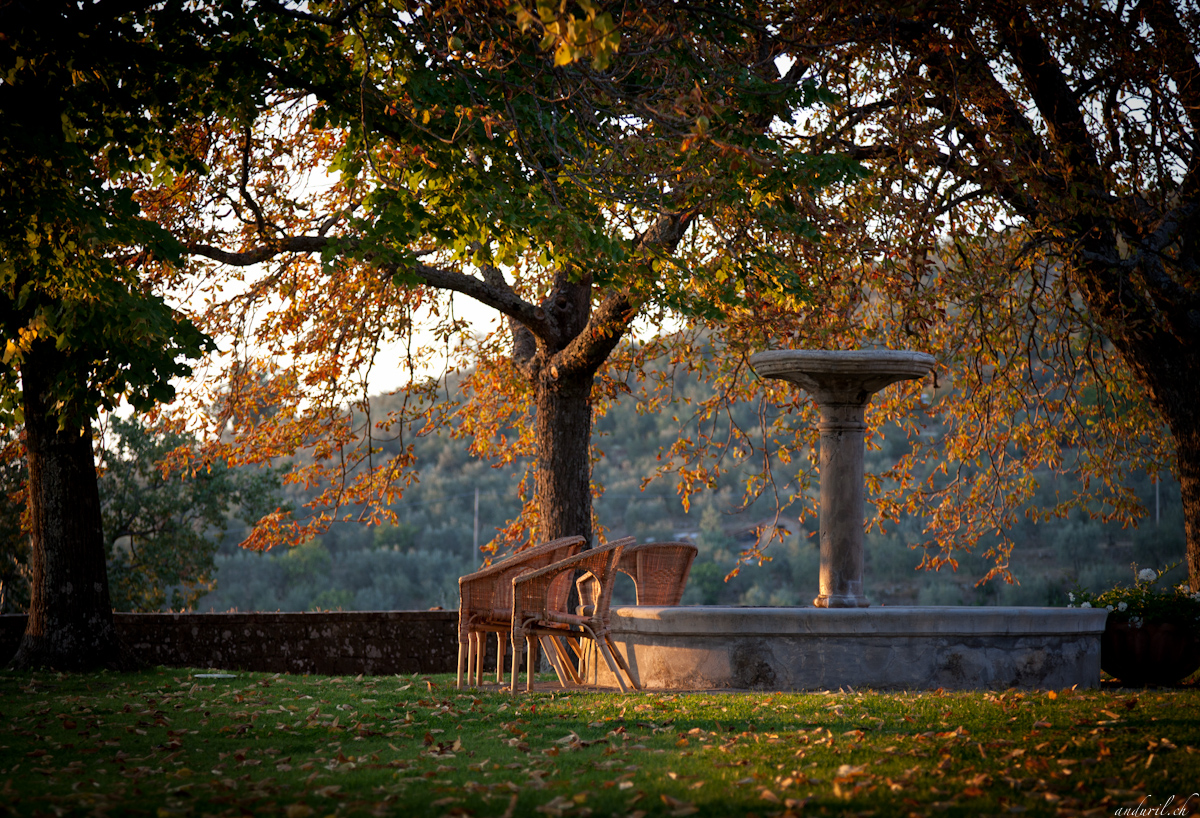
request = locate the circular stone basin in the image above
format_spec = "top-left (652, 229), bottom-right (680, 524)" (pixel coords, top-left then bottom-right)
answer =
top-left (584, 606), bottom-right (1109, 691)
top-left (750, 349), bottom-right (936, 404)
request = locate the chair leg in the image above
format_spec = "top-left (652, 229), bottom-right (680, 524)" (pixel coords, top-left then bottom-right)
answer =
top-left (538, 634), bottom-right (566, 687)
top-left (550, 635), bottom-right (581, 685)
top-left (606, 635), bottom-right (639, 690)
top-left (473, 632), bottom-right (484, 686)
top-left (467, 632), bottom-right (478, 687)
top-left (526, 634), bottom-right (536, 692)
top-left (496, 632), bottom-right (507, 684)
top-left (588, 629), bottom-right (629, 693)
top-left (539, 634), bottom-right (580, 687)
top-left (456, 635), bottom-right (466, 690)
top-left (510, 630), bottom-right (523, 693)
top-left (472, 628), bottom-right (482, 681)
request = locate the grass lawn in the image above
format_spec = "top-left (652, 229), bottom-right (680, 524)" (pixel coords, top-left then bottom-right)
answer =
top-left (0, 667), bottom-right (1195, 817)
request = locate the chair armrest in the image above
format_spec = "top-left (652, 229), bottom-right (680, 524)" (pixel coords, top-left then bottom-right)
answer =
top-left (511, 542), bottom-right (625, 622)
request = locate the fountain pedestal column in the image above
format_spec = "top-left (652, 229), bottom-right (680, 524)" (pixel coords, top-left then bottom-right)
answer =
top-left (816, 401), bottom-right (869, 607)
top-left (750, 350), bottom-right (936, 608)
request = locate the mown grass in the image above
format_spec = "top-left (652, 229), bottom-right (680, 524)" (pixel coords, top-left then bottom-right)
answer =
top-left (0, 667), bottom-right (1196, 817)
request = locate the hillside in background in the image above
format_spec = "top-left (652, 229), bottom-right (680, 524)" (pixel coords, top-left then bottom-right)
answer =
top-left (196, 370), bottom-right (1186, 613)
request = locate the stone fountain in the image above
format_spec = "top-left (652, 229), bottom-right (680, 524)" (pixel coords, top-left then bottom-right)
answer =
top-left (583, 350), bottom-right (1109, 691)
top-left (751, 349), bottom-right (935, 608)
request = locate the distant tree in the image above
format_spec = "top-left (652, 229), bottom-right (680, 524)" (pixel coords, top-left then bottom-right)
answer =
top-left (99, 415), bottom-right (285, 612)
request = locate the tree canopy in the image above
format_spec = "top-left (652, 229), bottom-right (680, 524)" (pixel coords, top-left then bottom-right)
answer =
top-left (7, 0), bottom-right (1191, 646)
top-left (0, 0), bottom-right (339, 668)
top-left (651, 0), bottom-right (1200, 586)
top-left (160, 0), bottom-right (863, 552)
top-left (151, 0), bottom-right (1196, 592)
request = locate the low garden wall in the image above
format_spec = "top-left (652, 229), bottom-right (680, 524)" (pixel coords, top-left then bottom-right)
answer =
top-left (0, 611), bottom-right (488, 676)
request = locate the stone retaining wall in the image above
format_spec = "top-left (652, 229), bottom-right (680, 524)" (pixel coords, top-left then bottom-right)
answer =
top-left (0, 611), bottom-right (488, 676)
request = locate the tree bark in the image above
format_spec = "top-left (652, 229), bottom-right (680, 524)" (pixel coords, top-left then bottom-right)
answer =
top-left (1179, 428), bottom-right (1200, 593)
top-left (533, 368), bottom-right (595, 546)
top-left (1099, 303), bottom-right (1200, 592)
top-left (9, 341), bottom-right (130, 671)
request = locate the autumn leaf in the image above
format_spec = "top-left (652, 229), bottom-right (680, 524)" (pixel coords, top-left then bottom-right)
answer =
top-left (660, 793), bottom-right (699, 816)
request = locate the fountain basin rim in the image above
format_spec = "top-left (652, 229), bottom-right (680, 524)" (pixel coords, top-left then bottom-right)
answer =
top-left (750, 349), bottom-right (936, 381)
top-left (610, 605), bottom-right (1109, 638)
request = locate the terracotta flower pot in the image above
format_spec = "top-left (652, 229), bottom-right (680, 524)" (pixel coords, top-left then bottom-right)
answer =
top-left (1101, 621), bottom-right (1200, 685)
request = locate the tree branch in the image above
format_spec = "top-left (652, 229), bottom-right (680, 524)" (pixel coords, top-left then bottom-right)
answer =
top-left (186, 237), bottom-right (554, 339)
top-left (989, 3), bottom-right (1100, 174)
top-left (1138, 0), bottom-right (1200, 198)
top-left (188, 237), bottom-right (331, 267)
top-left (555, 210), bottom-right (697, 379)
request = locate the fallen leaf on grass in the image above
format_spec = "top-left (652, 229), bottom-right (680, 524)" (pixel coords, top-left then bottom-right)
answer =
top-left (935, 726), bottom-right (969, 739)
top-left (535, 795), bottom-right (575, 816)
top-left (660, 794), bottom-right (698, 815)
top-left (285, 806), bottom-right (313, 818)
top-left (1032, 720), bottom-right (1052, 729)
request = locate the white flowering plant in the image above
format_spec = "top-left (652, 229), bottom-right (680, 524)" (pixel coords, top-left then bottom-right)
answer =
top-left (1068, 563), bottom-right (1200, 630)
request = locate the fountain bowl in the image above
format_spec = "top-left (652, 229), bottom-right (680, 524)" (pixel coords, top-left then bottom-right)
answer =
top-left (750, 349), bottom-right (936, 404)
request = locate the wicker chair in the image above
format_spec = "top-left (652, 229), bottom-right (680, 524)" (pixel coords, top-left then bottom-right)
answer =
top-left (456, 535), bottom-right (585, 689)
top-left (617, 541), bottom-right (699, 606)
top-left (510, 539), bottom-right (637, 692)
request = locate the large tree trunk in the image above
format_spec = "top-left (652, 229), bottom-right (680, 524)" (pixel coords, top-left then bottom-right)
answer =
top-left (9, 341), bottom-right (129, 671)
top-left (1180, 433), bottom-right (1200, 593)
top-left (1076, 244), bottom-right (1200, 590)
top-left (1114, 332), bottom-right (1200, 592)
top-left (533, 368), bottom-right (595, 546)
